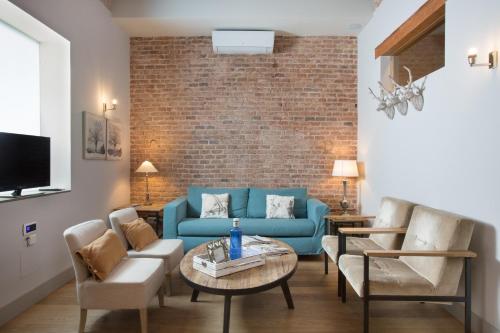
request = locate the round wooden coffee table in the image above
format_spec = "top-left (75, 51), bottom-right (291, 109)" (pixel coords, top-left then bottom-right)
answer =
top-left (180, 239), bottom-right (298, 333)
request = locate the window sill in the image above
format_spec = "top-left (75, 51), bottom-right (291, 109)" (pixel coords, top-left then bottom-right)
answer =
top-left (0, 189), bottom-right (71, 204)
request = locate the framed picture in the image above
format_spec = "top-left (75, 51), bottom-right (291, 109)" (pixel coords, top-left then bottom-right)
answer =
top-left (83, 111), bottom-right (106, 160)
top-left (206, 239), bottom-right (229, 263)
top-left (106, 119), bottom-right (123, 160)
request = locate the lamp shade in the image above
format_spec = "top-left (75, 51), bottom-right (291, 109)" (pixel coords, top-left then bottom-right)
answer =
top-left (332, 160), bottom-right (359, 178)
top-left (136, 160), bottom-right (158, 173)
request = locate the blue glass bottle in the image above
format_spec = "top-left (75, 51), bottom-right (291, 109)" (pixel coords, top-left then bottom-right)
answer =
top-left (229, 218), bottom-right (242, 260)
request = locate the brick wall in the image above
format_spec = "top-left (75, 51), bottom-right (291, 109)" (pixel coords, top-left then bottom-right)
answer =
top-left (130, 36), bottom-right (358, 211)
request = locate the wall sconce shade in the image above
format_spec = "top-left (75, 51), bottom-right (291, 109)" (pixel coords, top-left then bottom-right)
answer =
top-left (467, 49), bottom-right (497, 69)
top-left (332, 160), bottom-right (359, 178)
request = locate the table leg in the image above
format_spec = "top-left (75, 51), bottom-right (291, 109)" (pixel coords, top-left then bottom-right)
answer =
top-left (191, 289), bottom-right (199, 302)
top-left (281, 280), bottom-right (295, 309)
top-left (223, 295), bottom-right (232, 333)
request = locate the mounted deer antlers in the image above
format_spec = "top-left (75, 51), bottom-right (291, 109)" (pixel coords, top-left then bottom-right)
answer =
top-left (369, 66), bottom-right (427, 119)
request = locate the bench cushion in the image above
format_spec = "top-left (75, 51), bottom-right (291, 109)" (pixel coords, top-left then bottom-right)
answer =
top-left (322, 235), bottom-right (383, 263)
top-left (127, 239), bottom-right (184, 272)
top-left (178, 218), bottom-right (315, 237)
top-left (78, 258), bottom-right (164, 309)
top-left (338, 254), bottom-right (436, 297)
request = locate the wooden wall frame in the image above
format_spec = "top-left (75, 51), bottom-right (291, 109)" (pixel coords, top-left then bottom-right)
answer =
top-left (375, 0), bottom-right (445, 59)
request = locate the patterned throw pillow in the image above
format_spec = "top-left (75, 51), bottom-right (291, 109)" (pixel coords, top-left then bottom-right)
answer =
top-left (266, 195), bottom-right (295, 219)
top-left (200, 193), bottom-right (229, 218)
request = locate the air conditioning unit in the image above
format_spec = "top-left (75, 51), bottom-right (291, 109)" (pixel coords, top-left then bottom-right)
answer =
top-left (212, 30), bottom-right (274, 55)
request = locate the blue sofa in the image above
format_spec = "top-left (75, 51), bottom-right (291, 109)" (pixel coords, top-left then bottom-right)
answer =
top-left (163, 186), bottom-right (329, 255)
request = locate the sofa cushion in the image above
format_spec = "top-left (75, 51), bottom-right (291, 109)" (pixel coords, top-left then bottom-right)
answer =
top-left (187, 186), bottom-right (249, 218)
top-left (178, 218), bottom-right (315, 237)
top-left (247, 188), bottom-right (308, 218)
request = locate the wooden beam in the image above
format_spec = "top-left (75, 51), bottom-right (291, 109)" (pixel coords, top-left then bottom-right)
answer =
top-left (375, 0), bottom-right (445, 58)
top-left (364, 250), bottom-right (477, 258)
top-left (338, 227), bottom-right (407, 235)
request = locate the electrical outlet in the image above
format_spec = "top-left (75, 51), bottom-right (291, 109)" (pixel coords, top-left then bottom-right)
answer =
top-left (23, 222), bottom-right (37, 236)
top-left (23, 222), bottom-right (37, 247)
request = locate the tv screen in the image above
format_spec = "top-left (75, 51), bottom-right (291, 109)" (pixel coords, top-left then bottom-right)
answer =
top-left (0, 132), bottom-right (50, 195)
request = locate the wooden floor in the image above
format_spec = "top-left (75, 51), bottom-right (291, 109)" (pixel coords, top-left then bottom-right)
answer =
top-left (0, 255), bottom-right (465, 333)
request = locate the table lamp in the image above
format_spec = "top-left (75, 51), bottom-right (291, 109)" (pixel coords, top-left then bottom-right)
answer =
top-left (136, 160), bottom-right (158, 205)
top-left (332, 160), bottom-right (359, 215)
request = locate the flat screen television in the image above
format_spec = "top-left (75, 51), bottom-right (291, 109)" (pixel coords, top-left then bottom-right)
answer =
top-left (0, 132), bottom-right (50, 197)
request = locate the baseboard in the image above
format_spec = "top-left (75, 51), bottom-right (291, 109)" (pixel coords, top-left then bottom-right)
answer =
top-left (445, 303), bottom-right (500, 333)
top-left (0, 267), bottom-right (74, 327)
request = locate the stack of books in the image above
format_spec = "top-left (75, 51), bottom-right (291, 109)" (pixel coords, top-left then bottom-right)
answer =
top-left (243, 235), bottom-right (291, 256)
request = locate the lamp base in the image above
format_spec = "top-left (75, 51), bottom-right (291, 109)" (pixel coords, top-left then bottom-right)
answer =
top-left (144, 192), bottom-right (152, 206)
top-left (340, 199), bottom-right (350, 215)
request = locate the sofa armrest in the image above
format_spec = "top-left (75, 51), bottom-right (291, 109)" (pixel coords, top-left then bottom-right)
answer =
top-left (307, 198), bottom-right (329, 235)
top-left (163, 197), bottom-right (187, 239)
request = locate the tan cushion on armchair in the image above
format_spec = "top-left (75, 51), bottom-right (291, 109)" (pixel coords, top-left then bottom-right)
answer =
top-left (121, 218), bottom-right (158, 251)
top-left (76, 229), bottom-right (127, 281)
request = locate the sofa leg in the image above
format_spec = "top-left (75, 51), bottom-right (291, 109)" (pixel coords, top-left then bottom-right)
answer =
top-left (364, 297), bottom-right (369, 333)
top-left (164, 274), bottom-right (172, 296)
top-left (341, 273), bottom-right (346, 303)
top-left (464, 257), bottom-right (472, 333)
top-left (324, 252), bottom-right (329, 275)
top-left (78, 308), bottom-right (87, 333)
top-left (139, 308), bottom-right (148, 333)
top-left (363, 254), bottom-right (370, 333)
top-left (158, 285), bottom-right (165, 307)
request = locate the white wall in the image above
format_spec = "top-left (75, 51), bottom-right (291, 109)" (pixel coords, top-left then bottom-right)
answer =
top-left (0, 0), bottom-right (130, 319)
top-left (358, 0), bottom-right (500, 332)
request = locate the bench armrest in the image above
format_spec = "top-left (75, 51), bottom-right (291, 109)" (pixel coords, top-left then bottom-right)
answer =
top-left (364, 250), bottom-right (477, 258)
top-left (163, 197), bottom-right (187, 239)
top-left (338, 227), bottom-right (407, 235)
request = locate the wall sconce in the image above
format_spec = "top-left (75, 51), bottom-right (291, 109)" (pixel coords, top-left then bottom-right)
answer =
top-left (467, 48), bottom-right (498, 69)
top-left (103, 98), bottom-right (117, 116)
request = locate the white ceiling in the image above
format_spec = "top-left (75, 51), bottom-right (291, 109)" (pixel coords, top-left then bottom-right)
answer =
top-left (110, 0), bottom-right (375, 37)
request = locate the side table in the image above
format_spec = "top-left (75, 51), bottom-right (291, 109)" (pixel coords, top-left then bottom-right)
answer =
top-left (325, 214), bottom-right (375, 236)
top-left (113, 203), bottom-right (166, 237)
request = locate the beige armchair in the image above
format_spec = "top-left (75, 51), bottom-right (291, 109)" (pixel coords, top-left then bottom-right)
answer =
top-left (63, 219), bottom-right (165, 333)
top-left (322, 197), bottom-right (415, 295)
top-left (338, 206), bottom-right (476, 333)
top-left (109, 207), bottom-right (184, 295)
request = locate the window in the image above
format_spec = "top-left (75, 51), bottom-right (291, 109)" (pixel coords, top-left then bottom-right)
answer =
top-left (0, 20), bottom-right (40, 135)
top-left (393, 22), bottom-right (445, 85)
top-left (0, 0), bottom-right (71, 197)
top-left (376, 0), bottom-right (445, 88)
